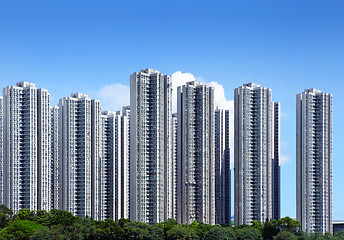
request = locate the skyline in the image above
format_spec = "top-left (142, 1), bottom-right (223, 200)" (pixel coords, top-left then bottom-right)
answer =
top-left (0, 76), bottom-right (336, 220)
top-left (1, 0), bottom-right (343, 221)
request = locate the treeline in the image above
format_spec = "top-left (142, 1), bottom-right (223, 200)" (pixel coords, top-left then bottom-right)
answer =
top-left (0, 205), bottom-right (342, 240)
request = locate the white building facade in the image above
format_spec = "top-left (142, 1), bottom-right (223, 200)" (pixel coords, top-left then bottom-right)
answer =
top-left (130, 69), bottom-right (172, 224)
top-left (59, 93), bottom-right (93, 218)
top-left (177, 81), bottom-right (215, 225)
top-left (214, 108), bottom-right (231, 225)
top-left (3, 82), bottom-right (51, 212)
top-left (0, 96), bottom-right (3, 204)
top-left (171, 113), bottom-right (178, 220)
top-left (118, 106), bottom-right (130, 220)
top-left (91, 99), bottom-right (102, 220)
top-left (37, 89), bottom-right (52, 211)
top-left (50, 106), bottom-right (60, 210)
top-left (99, 111), bottom-right (115, 220)
top-left (99, 108), bottom-right (130, 221)
top-left (296, 89), bottom-right (332, 234)
top-left (273, 102), bottom-right (281, 221)
top-left (234, 83), bottom-right (280, 225)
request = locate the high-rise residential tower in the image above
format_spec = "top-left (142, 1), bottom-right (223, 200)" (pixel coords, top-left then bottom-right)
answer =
top-left (3, 82), bottom-right (38, 212)
top-left (177, 81), bottom-right (215, 225)
top-left (273, 102), bottom-right (281, 220)
top-left (296, 89), bottom-right (332, 234)
top-left (99, 111), bottom-right (116, 220)
top-left (3, 82), bottom-right (51, 212)
top-left (91, 99), bottom-right (101, 220)
top-left (130, 69), bottom-right (172, 224)
top-left (99, 107), bottom-right (130, 221)
top-left (37, 88), bottom-right (52, 212)
top-left (171, 113), bottom-right (178, 220)
top-left (214, 108), bottom-right (231, 225)
top-left (59, 93), bottom-right (94, 218)
top-left (0, 96), bottom-right (3, 204)
top-left (118, 106), bottom-right (130, 220)
top-left (234, 83), bottom-right (280, 225)
top-left (50, 106), bottom-right (60, 210)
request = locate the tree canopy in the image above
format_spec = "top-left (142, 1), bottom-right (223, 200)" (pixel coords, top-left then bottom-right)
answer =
top-left (0, 205), bottom-right (340, 240)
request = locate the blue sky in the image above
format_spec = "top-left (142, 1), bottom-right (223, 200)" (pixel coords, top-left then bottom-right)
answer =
top-left (1, 0), bottom-right (343, 220)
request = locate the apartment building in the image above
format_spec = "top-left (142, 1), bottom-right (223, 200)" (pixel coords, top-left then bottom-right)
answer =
top-left (214, 108), bottom-right (231, 225)
top-left (177, 81), bottom-right (215, 225)
top-left (3, 82), bottom-right (51, 212)
top-left (130, 69), bottom-right (172, 224)
top-left (296, 89), bottom-right (332, 233)
top-left (59, 93), bottom-right (93, 217)
top-left (234, 83), bottom-right (280, 225)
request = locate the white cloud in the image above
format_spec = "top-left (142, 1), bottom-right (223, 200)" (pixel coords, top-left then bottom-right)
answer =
top-left (171, 71), bottom-right (196, 113)
top-left (280, 154), bottom-right (291, 165)
top-left (97, 73), bottom-right (290, 169)
top-left (98, 71), bottom-right (233, 116)
top-left (97, 72), bottom-right (235, 164)
top-left (171, 71), bottom-right (232, 111)
top-left (208, 82), bottom-right (232, 110)
top-left (97, 83), bottom-right (130, 112)
top-left (171, 71), bottom-right (234, 166)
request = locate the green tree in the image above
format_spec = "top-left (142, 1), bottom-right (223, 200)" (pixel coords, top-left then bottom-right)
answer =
top-left (157, 218), bottom-right (179, 234)
top-left (252, 220), bottom-right (263, 233)
top-left (15, 209), bottom-right (36, 222)
top-left (30, 209), bottom-right (80, 239)
top-left (0, 219), bottom-right (44, 240)
top-left (123, 221), bottom-right (164, 240)
top-left (49, 209), bottom-right (77, 226)
top-left (166, 225), bottom-right (200, 240)
top-left (307, 232), bottom-right (337, 240)
top-left (47, 224), bottom-right (72, 240)
top-left (323, 232), bottom-right (335, 240)
top-left (92, 219), bottom-right (124, 239)
top-left (262, 220), bottom-right (280, 240)
top-left (235, 224), bottom-right (249, 229)
top-left (234, 226), bottom-right (263, 240)
top-left (334, 230), bottom-right (344, 240)
top-left (35, 210), bottom-right (51, 226)
top-left (273, 230), bottom-right (297, 240)
top-left (33, 215), bottom-right (95, 240)
top-left (118, 218), bottom-right (131, 228)
top-left (204, 226), bottom-right (235, 240)
top-left (66, 217), bottom-right (95, 240)
top-left (189, 220), bottom-right (199, 230)
top-left (197, 222), bottom-right (213, 239)
top-left (0, 204), bottom-right (13, 229)
top-left (277, 217), bottom-right (301, 232)
top-left (294, 231), bottom-right (309, 240)
top-left (31, 226), bottom-right (55, 240)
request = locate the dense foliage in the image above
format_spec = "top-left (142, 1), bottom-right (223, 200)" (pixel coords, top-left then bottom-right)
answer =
top-left (0, 204), bottom-right (342, 239)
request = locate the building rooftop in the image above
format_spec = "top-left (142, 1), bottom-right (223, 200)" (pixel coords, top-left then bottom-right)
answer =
top-left (243, 83), bottom-right (261, 88)
top-left (71, 93), bottom-right (89, 99)
top-left (305, 88), bottom-right (322, 94)
top-left (141, 69), bottom-right (160, 75)
top-left (16, 81), bottom-right (36, 88)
